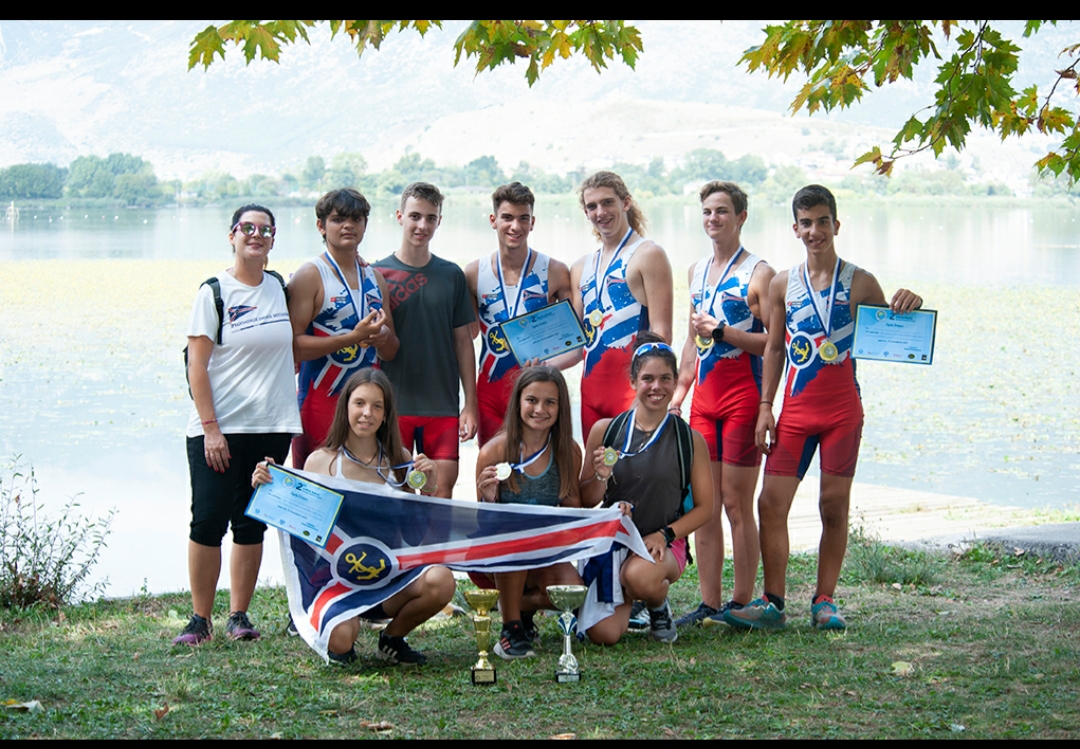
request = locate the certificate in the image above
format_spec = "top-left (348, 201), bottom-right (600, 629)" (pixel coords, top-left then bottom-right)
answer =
top-left (245, 465), bottom-right (344, 547)
top-left (499, 299), bottom-right (587, 365)
top-left (852, 304), bottom-right (937, 365)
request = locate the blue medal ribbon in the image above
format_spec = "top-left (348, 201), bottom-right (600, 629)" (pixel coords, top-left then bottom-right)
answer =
top-left (587, 228), bottom-right (634, 320)
top-left (323, 251), bottom-right (366, 323)
top-left (620, 410), bottom-right (671, 458)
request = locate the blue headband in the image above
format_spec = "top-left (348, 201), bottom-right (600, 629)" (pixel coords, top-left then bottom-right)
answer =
top-left (633, 342), bottom-right (675, 359)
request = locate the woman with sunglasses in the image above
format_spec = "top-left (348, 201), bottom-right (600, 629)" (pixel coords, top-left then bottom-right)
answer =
top-left (474, 366), bottom-right (584, 659)
top-left (175, 205), bottom-right (301, 647)
top-left (578, 332), bottom-right (714, 646)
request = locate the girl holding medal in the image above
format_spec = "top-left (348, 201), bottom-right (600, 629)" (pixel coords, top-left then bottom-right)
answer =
top-left (578, 333), bottom-right (714, 646)
top-left (727, 185), bottom-right (922, 632)
top-left (252, 369), bottom-right (454, 666)
top-left (474, 366), bottom-right (584, 659)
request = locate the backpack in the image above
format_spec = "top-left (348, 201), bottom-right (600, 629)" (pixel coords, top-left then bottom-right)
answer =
top-left (601, 411), bottom-right (695, 517)
top-left (183, 270), bottom-right (288, 398)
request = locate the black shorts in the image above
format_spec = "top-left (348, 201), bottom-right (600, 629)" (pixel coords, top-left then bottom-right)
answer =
top-left (186, 432), bottom-right (292, 547)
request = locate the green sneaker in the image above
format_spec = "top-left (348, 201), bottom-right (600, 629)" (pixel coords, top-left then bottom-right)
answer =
top-left (722, 598), bottom-right (787, 631)
top-left (811, 597), bottom-right (847, 630)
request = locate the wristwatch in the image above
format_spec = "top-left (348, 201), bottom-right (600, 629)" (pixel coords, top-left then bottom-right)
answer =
top-left (711, 321), bottom-right (727, 343)
top-left (660, 526), bottom-right (676, 547)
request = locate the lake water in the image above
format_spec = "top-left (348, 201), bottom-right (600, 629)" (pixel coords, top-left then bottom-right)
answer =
top-left (1, 198), bottom-right (1077, 598)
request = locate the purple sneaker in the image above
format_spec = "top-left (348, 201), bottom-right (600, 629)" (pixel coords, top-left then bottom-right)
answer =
top-left (173, 614), bottom-right (213, 646)
top-left (225, 611), bottom-right (261, 641)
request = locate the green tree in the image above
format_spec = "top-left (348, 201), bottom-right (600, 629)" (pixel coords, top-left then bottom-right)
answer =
top-left (302, 156), bottom-right (326, 191)
top-left (188, 21), bottom-right (642, 87)
top-left (0, 163), bottom-right (67, 200)
top-left (740, 20), bottom-right (1080, 183)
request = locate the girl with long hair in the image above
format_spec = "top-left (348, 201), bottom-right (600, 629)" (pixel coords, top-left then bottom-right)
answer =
top-left (474, 365), bottom-right (584, 659)
top-left (253, 368), bottom-right (455, 666)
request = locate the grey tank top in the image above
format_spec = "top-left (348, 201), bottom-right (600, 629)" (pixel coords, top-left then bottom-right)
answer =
top-left (603, 420), bottom-right (683, 536)
top-left (498, 452), bottom-right (562, 507)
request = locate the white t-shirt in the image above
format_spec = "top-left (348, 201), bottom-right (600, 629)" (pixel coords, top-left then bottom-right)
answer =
top-left (185, 271), bottom-right (301, 438)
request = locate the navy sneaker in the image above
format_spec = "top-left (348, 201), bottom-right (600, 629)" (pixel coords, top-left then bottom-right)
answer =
top-left (225, 611), bottom-right (261, 641)
top-left (675, 601), bottom-right (720, 628)
top-left (494, 621), bottom-right (536, 660)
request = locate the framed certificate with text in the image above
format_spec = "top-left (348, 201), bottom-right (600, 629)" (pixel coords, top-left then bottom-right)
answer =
top-left (852, 304), bottom-right (937, 365)
top-left (498, 299), bottom-right (587, 365)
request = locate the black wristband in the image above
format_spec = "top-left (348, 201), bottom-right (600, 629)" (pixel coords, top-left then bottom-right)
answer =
top-left (660, 526), bottom-right (676, 547)
top-left (711, 321), bottom-right (726, 343)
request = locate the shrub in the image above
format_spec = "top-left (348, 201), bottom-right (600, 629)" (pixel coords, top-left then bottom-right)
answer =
top-left (0, 457), bottom-right (115, 608)
top-left (846, 525), bottom-right (943, 588)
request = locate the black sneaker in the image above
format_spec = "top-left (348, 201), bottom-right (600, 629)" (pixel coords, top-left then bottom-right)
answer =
top-left (327, 647), bottom-right (357, 666)
top-left (648, 600), bottom-right (678, 643)
top-left (627, 600), bottom-right (649, 631)
top-left (172, 614), bottom-right (212, 646)
top-left (674, 601), bottom-right (720, 628)
top-left (225, 611), bottom-right (261, 641)
top-left (521, 610), bottom-right (541, 645)
top-left (284, 616), bottom-right (299, 637)
top-left (494, 621), bottom-right (536, 660)
top-left (376, 634), bottom-right (427, 666)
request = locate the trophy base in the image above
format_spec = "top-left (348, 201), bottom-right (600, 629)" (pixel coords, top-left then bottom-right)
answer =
top-left (472, 668), bottom-right (497, 686)
top-left (555, 671), bottom-right (581, 684)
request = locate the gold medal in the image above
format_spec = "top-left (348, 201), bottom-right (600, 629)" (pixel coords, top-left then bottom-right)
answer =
top-left (495, 463), bottom-right (512, 481)
top-left (589, 309), bottom-right (603, 328)
top-left (602, 447), bottom-right (619, 467)
top-left (406, 470), bottom-right (427, 490)
top-left (695, 334), bottom-right (713, 350)
top-left (819, 340), bottom-right (838, 362)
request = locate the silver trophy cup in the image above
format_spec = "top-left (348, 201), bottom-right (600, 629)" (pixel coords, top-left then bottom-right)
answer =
top-left (546, 584), bottom-right (588, 683)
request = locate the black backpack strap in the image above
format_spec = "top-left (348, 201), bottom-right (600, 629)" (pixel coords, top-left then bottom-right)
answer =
top-left (202, 277), bottom-right (224, 345)
top-left (264, 269), bottom-right (289, 303)
top-left (673, 416), bottom-right (695, 516)
top-left (599, 412), bottom-right (632, 504)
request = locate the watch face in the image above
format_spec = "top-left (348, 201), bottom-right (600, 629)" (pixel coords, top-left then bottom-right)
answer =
top-left (712, 323), bottom-right (726, 342)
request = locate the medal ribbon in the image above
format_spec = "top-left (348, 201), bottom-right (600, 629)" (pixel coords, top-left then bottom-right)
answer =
top-left (698, 246), bottom-right (744, 320)
top-left (495, 247), bottom-right (533, 321)
top-left (343, 445), bottom-right (414, 488)
top-left (323, 252), bottom-right (366, 323)
top-left (511, 434), bottom-right (551, 473)
top-left (620, 410), bottom-right (671, 458)
top-left (801, 257), bottom-right (842, 340)
top-left (587, 228), bottom-right (634, 318)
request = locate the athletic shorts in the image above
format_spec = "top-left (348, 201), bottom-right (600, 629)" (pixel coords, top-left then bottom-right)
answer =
top-left (397, 415), bottom-right (460, 461)
top-left (764, 396), bottom-right (864, 479)
top-left (690, 355), bottom-right (762, 466)
top-left (187, 432), bottom-right (292, 547)
top-left (477, 368), bottom-right (518, 446)
top-left (580, 361), bottom-right (636, 443)
top-left (292, 389), bottom-right (338, 469)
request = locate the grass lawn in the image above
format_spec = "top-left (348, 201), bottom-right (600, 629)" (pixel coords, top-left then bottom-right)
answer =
top-left (2, 536), bottom-right (1077, 739)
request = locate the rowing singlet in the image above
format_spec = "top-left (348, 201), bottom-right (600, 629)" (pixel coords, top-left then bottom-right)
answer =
top-left (689, 249), bottom-right (764, 398)
top-left (782, 259), bottom-right (860, 403)
top-left (293, 256), bottom-right (384, 467)
top-left (579, 236), bottom-right (649, 438)
top-left (476, 251), bottom-right (552, 443)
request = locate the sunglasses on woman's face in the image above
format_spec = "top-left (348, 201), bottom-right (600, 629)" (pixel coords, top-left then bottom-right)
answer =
top-left (232, 222), bottom-right (276, 239)
top-left (633, 342), bottom-right (675, 359)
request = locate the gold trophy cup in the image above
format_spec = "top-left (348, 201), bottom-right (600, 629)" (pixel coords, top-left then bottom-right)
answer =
top-left (546, 584), bottom-right (588, 683)
top-left (463, 588), bottom-right (500, 685)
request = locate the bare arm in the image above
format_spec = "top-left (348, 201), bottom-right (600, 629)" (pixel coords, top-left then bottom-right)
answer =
top-left (365, 271), bottom-right (399, 362)
top-left (579, 418), bottom-right (613, 508)
top-left (464, 259), bottom-right (481, 340)
top-left (187, 335), bottom-right (229, 471)
top-left (755, 271), bottom-right (789, 455)
top-left (454, 324), bottom-right (478, 441)
top-left (547, 258), bottom-right (572, 303)
top-left (632, 242), bottom-right (674, 343)
top-left (671, 273), bottom-right (698, 414)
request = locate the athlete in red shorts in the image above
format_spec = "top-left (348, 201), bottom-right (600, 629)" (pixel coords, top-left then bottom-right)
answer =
top-left (670, 181), bottom-right (775, 628)
top-left (726, 184), bottom-right (922, 632)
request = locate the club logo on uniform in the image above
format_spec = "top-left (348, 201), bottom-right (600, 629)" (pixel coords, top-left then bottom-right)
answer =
top-left (227, 305), bottom-right (257, 322)
top-left (331, 343), bottom-right (361, 365)
top-left (487, 325), bottom-right (509, 354)
top-left (333, 538), bottom-right (397, 588)
top-left (788, 332), bottom-right (816, 369)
